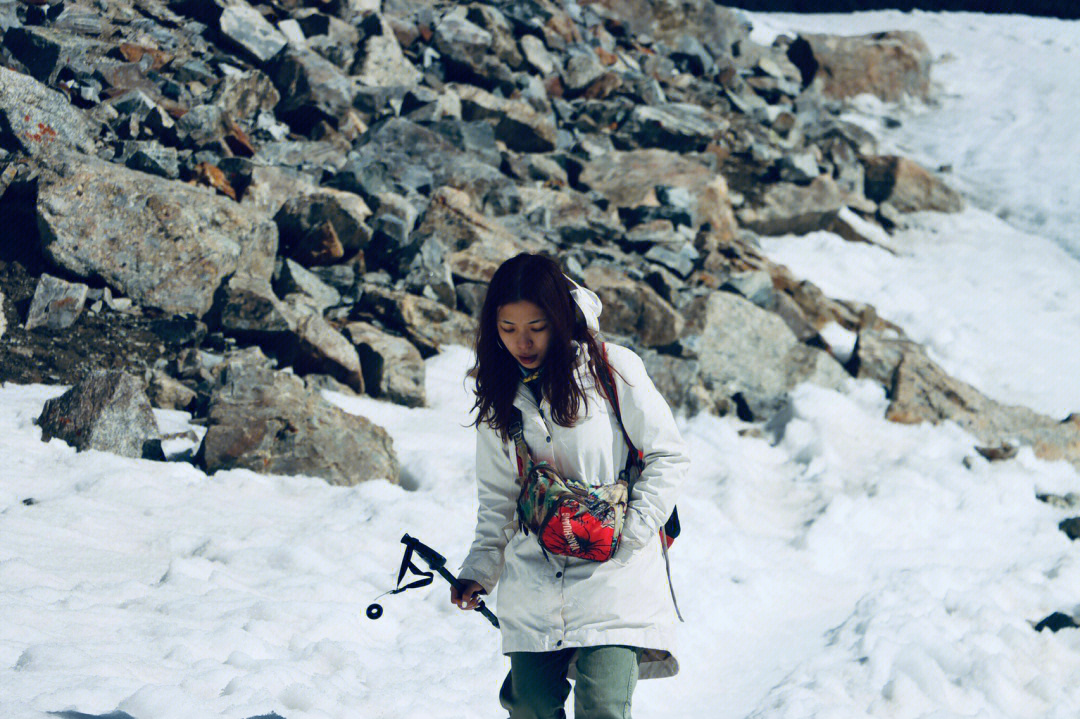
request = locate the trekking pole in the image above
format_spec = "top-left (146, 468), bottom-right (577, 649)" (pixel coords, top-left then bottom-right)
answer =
top-left (365, 534), bottom-right (499, 629)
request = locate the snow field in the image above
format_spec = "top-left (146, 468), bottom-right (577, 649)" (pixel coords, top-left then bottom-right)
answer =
top-left (5, 349), bottom-right (1080, 718)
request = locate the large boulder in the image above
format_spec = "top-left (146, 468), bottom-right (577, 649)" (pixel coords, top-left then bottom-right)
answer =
top-left (36, 153), bottom-right (277, 318)
top-left (344, 321), bottom-right (426, 407)
top-left (583, 265), bottom-right (684, 348)
top-left (863, 155), bottom-right (964, 213)
top-left (683, 290), bottom-right (849, 419)
top-left (0, 66), bottom-right (99, 157)
top-left (736, 175), bottom-right (853, 236)
top-left (358, 284), bottom-right (476, 357)
top-left (274, 188), bottom-right (372, 266)
top-left (269, 48), bottom-right (358, 133)
top-left (854, 329), bottom-right (1080, 467)
top-left (577, 149), bottom-right (730, 232)
top-left (787, 31), bottom-right (932, 102)
top-left (216, 273), bottom-right (363, 392)
top-left (453, 84), bottom-right (557, 153)
top-left (219, 2), bottom-right (288, 64)
top-left (196, 362), bottom-right (398, 485)
top-left (36, 370), bottom-right (163, 459)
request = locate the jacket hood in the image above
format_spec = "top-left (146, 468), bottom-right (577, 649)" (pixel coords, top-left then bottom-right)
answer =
top-left (567, 276), bottom-right (602, 338)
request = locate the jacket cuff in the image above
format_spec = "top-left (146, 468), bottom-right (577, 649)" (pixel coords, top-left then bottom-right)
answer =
top-left (458, 551), bottom-right (503, 594)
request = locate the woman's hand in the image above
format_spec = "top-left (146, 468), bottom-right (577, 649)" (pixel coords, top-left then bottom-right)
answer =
top-left (450, 580), bottom-right (486, 611)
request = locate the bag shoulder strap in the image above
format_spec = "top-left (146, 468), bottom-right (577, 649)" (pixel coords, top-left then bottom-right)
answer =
top-left (508, 407), bottom-right (530, 479)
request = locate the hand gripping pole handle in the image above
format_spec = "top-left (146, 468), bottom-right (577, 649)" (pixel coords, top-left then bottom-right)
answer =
top-left (401, 534), bottom-right (500, 628)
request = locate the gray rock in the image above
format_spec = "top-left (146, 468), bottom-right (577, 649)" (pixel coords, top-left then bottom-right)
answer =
top-left (216, 273), bottom-right (363, 392)
top-left (175, 104), bottom-right (230, 148)
top-left (403, 237), bottom-right (456, 308)
top-left (0, 289), bottom-right (5, 341)
top-left (777, 152), bottom-right (820, 184)
top-left (275, 258), bottom-right (342, 313)
top-left (520, 34), bottom-right (557, 76)
top-left (217, 273), bottom-right (295, 336)
top-left (737, 175), bottom-right (851, 236)
top-left (254, 140), bottom-right (346, 174)
top-left (433, 12), bottom-right (510, 86)
top-left (25, 273), bottom-right (89, 331)
top-left (298, 10), bottom-right (361, 69)
top-left (274, 188), bottom-right (372, 266)
top-left (197, 361), bottom-right (398, 485)
top-left (148, 369), bottom-right (198, 411)
top-left (239, 165), bottom-right (318, 218)
top-left (684, 291), bottom-right (849, 420)
top-left (4, 26), bottom-right (110, 85)
top-left (0, 66), bottom-right (99, 158)
top-left (616, 103), bottom-right (727, 153)
top-left (219, 3), bottom-right (288, 64)
top-left (334, 118), bottom-right (520, 216)
top-left (640, 351), bottom-right (714, 418)
top-left (670, 34), bottom-right (715, 76)
top-left (0, 0), bottom-right (17, 31)
top-left (562, 46), bottom-right (605, 95)
top-left (288, 300), bottom-right (364, 392)
top-left (427, 120), bottom-right (500, 167)
top-left (270, 49), bottom-right (358, 133)
top-left (577, 150), bottom-right (738, 243)
top-left (344, 321), bottom-right (426, 407)
top-left (109, 89), bottom-right (159, 121)
top-left (37, 153), bottom-right (277, 318)
top-left (644, 243), bottom-right (699, 279)
top-left (719, 271), bottom-right (774, 307)
top-left (126, 143), bottom-right (180, 179)
top-left (466, 4), bottom-right (522, 70)
top-left (210, 69), bottom-right (281, 122)
top-left (453, 83), bottom-right (556, 153)
top-left (353, 13), bottom-right (422, 87)
top-left (37, 370), bottom-right (163, 460)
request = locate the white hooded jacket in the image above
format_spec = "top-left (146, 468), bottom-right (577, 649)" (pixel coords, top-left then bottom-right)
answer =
top-left (459, 286), bottom-right (689, 679)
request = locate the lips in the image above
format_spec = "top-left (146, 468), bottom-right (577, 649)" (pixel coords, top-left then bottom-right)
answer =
top-left (519, 355), bottom-right (538, 363)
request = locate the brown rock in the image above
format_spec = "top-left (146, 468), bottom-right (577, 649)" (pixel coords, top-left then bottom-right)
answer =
top-left (863, 155), bottom-right (964, 213)
top-left (788, 31), bottom-right (932, 102)
top-left (197, 361), bottom-right (398, 485)
top-left (582, 265), bottom-right (683, 348)
top-left (855, 329), bottom-right (1080, 468)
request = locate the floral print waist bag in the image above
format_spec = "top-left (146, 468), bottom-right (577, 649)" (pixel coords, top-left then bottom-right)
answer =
top-left (509, 356), bottom-right (642, 563)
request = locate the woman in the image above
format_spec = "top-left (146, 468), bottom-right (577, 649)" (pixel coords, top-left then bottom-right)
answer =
top-left (453, 253), bottom-right (688, 719)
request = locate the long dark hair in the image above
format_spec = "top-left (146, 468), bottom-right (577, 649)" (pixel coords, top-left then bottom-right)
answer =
top-left (470, 253), bottom-right (612, 437)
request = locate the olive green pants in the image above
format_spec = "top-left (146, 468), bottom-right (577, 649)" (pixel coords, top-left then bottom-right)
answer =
top-left (499, 645), bottom-right (642, 719)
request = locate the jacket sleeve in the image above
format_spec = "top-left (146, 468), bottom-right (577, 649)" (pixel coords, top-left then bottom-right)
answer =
top-left (610, 346), bottom-right (689, 553)
top-left (458, 422), bottom-right (519, 593)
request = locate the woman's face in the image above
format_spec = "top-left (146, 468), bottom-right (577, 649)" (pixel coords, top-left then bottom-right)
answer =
top-left (496, 300), bottom-right (551, 369)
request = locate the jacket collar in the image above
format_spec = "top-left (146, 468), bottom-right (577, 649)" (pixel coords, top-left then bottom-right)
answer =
top-left (512, 341), bottom-right (593, 410)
